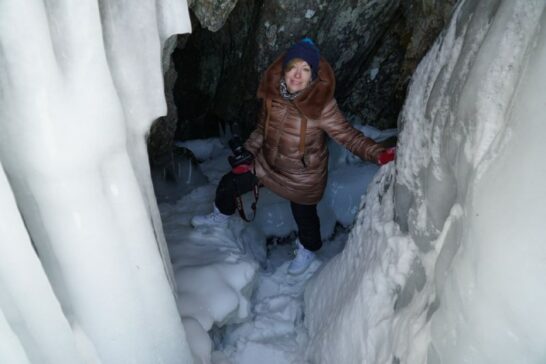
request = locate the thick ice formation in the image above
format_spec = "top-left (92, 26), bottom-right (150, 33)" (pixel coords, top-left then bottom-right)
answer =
top-left (0, 166), bottom-right (85, 363)
top-left (0, 1), bottom-right (193, 363)
top-left (305, 0), bottom-right (546, 363)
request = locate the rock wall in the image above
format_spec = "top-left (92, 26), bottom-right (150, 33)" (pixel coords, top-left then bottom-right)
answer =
top-left (147, 35), bottom-right (189, 165)
top-left (148, 0), bottom-right (456, 159)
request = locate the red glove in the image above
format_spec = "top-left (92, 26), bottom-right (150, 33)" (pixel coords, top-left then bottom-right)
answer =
top-left (377, 147), bottom-right (396, 165)
top-left (232, 163), bottom-right (253, 174)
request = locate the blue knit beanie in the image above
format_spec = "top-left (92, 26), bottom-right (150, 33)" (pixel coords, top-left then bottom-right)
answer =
top-left (283, 37), bottom-right (320, 78)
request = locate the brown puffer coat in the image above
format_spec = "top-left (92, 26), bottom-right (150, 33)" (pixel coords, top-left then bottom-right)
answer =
top-left (244, 55), bottom-right (385, 205)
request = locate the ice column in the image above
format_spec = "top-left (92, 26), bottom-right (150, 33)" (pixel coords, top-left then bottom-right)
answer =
top-left (0, 165), bottom-right (86, 363)
top-left (0, 1), bottom-right (193, 363)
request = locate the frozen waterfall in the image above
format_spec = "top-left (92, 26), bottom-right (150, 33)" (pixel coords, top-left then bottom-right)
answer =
top-left (0, 1), bottom-right (193, 363)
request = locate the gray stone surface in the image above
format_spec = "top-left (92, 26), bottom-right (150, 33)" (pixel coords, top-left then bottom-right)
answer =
top-left (148, 36), bottom-right (189, 165)
top-left (149, 0), bottom-right (457, 159)
top-left (188, 0), bottom-right (239, 32)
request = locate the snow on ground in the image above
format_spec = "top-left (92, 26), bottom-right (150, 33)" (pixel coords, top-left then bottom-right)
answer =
top-left (156, 126), bottom-right (395, 363)
top-left (212, 232), bottom-right (348, 364)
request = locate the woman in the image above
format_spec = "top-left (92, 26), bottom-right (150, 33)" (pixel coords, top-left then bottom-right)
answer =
top-left (192, 38), bottom-right (395, 274)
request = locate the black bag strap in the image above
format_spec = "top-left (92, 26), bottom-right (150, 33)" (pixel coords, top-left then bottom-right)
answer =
top-left (232, 166), bottom-right (259, 222)
top-left (235, 181), bottom-right (259, 222)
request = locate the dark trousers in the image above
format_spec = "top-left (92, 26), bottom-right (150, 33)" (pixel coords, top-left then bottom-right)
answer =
top-left (215, 171), bottom-right (322, 251)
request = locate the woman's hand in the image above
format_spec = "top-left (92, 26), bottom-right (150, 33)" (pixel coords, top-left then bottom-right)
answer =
top-left (377, 147), bottom-right (396, 165)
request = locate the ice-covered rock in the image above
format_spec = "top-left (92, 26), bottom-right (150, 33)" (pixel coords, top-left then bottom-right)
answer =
top-left (305, 1), bottom-right (546, 363)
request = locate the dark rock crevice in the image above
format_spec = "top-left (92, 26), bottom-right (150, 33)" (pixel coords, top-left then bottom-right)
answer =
top-left (148, 0), bottom-right (457, 163)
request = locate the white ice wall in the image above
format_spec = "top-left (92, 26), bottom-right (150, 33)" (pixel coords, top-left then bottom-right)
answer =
top-left (305, 0), bottom-right (546, 363)
top-left (0, 1), bottom-right (193, 363)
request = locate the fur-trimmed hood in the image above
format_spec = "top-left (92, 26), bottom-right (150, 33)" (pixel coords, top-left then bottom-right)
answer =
top-left (256, 54), bottom-right (336, 119)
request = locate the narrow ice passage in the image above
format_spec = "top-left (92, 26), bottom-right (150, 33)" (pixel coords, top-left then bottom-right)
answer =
top-left (2, 0), bottom-right (545, 362)
top-left (159, 126), bottom-right (396, 363)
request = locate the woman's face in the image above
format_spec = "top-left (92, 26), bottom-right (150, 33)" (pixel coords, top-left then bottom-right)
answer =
top-left (284, 59), bottom-right (312, 93)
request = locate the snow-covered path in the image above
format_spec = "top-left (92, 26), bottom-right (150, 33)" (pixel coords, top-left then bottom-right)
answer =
top-left (217, 230), bottom-right (347, 364)
top-left (215, 247), bottom-right (321, 364)
top-left (160, 187), bottom-right (346, 363)
top-left (159, 177), bottom-right (350, 363)
top-left (157, 128), bottom-right (394, 363)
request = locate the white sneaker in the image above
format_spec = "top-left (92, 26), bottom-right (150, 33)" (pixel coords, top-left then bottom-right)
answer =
top-left (287, 241), bottom-right (316, 275)
top-left (191, 206), bottom-right (230, 227)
